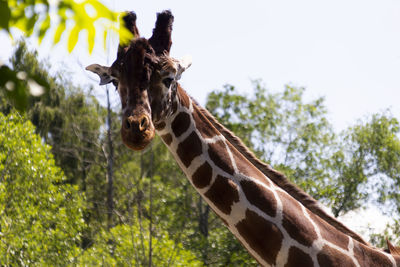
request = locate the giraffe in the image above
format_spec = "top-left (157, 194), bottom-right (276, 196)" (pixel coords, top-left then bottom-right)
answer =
top-left (86, 10), bottom-right (400, 266)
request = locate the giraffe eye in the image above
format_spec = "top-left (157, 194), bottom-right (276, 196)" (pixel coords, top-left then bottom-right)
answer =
top-left (162, 77), bottom-right (173, 88)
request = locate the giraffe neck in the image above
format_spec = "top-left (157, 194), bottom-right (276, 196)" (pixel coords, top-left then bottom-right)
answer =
top-left (154, 85), bottom-right (399, 267)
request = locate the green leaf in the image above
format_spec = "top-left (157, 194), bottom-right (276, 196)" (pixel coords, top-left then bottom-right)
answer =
top-left (53, 20), bottom-right (66, 44)
top-left (86, 0), bottom-right (115, 19)
top-left (0, 111), bottom-right (85, 265)
top-left (87, 23), bottom-right (95, 53)
top-left (67, 25), bottom-right (80, 52)
top-left (119, 26), bottom-right (133, 47)
top-left (38, 14), bottom-right (50, 43)
top-left (103, 29), bottom-right (107, 50)
top-left (0, 0), bottom-right (11, 31)
top-left (25, 13), bottom-right (38, 36)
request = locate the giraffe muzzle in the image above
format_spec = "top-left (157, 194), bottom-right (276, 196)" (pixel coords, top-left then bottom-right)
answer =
top-left (124, 115), bottom-right (150, 132)
top-left (121, 114), bottom-right (155, 151)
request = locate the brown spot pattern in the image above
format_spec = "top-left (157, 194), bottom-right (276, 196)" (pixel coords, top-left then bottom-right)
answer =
top-left (177, 132), bottom-right (202, 167)
top-left (353, 242), bottom-right (394, 267)
top-left (171, 112), bottom-right (190, 137)
top-left (308, 210), bottom-right (349, 251)
top-left (154, 121), bottom-right (166, 130)
top-left (279, 192), bottom-right (318, 247)
top-left (161, 133), bottom-right (172, 145)
top-left (236, 209), bottom-right (283, 266)
top-left (285, 246), bottom-right (314, 267)
top-left (192, 106), bottom-right (218, 139)
top-left (208, 141), bottom-right (234, 175)
top-left (317, 245), bottom-right (355, 267)
top-left (204, 175), bottom-right (239, 215)
top-left (240, 180), bottom-right (276, 217)
top-left (192, 161), bottom-right (212, 189)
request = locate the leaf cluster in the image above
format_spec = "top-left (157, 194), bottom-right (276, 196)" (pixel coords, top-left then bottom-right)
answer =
top-left (0, 112), bottom-right (85, 265)
top-left (3, 0), bottom-right (120, 52)
top-left (0, 0), bottom-right (131, 112)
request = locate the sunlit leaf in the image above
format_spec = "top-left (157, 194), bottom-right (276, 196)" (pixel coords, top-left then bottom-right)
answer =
top-left (86, 0), bottom-right (115, 19)
top-left (38, 14), bottom-right (50, 43)
top-left (119, 26), bottom-right (134, 47)
top-left (103, 29), bottom-right (107, 50)
top-left (53, 20), bottom-right (66, 44)
top-left (87, 23), bottom-right (95, 53)
top-left (67, 24), bottom-right (80, 52)
top-left (2, 0), bottom-right (122, 54)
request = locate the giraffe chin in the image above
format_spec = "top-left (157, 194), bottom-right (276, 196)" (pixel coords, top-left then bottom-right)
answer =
top-left (121, 130), bottom-right (155, 151)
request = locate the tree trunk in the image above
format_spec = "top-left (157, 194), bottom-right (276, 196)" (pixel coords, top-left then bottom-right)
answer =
top-left (106, 86), bottom-right (114, 229)
top-left (148, 146), bottom-right (154, 267)
top-left (198, 197), bottom-right (210, 264)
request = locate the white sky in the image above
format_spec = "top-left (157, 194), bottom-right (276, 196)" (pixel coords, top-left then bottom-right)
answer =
top-left (1, 0), bottom-right (400, 238)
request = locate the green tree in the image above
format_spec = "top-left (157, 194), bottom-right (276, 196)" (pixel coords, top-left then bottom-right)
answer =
top-left (331, 113), bottom-right (400, 246)
top-left (206, 82), bottom-right (337, 199)
top-left (330, 113), bottom-right (400, 217)
top-left (2, 41), bottom-right (106, 188)
top-left (205, 82), bottom-right (400, 247)
top-left (0, 112), bottom-right (85, 265)
top-left (77, 223), bottom-right (203, 266)
top-left (0, 41), bottom-right (112, 248)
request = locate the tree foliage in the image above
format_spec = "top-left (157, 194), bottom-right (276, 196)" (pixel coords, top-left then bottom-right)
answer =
top-left (2, 0), bottom-right (121, 52)
top-left (77, 223), bottom-right (203, 266)
top-left (1, 41), bottom-right (106, 188)
top-left (0, 112), bottom-right (85, 265)
top-left (330, 113), bottom-right (400, 217)
top-left (206, 83), bottom-right (400, 246)
top-left (206, 82), bottom-right (338, 199)
top-left (0, 0), bottom-right (130, 112)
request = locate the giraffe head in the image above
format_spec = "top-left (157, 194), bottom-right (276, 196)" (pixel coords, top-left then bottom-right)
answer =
top-left (86, 10), bottom-right (191, 150)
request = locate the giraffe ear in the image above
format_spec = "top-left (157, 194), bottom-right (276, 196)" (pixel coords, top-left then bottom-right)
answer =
top-left (85, 64), bottom-right (116, 85)
top-left (176, 55), bottom-right (192, 80)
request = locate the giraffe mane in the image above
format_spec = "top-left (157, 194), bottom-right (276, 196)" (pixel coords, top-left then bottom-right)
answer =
top-left (189, 94), bottom-right (370, 246)
top-left (159, 54), bottom-right (176, 73)
top-left (387, 240), bottom-right (400, 256)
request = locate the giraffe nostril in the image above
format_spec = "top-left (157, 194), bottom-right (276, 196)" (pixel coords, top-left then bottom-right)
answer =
top-left (123, 115), bottom-right (150, 133)
top-left (139, 116), bottom-right (149, 131)
top-left (140, 118), bottom-right (146, 127)
top-left (125, 118), bottom-right (131, 129)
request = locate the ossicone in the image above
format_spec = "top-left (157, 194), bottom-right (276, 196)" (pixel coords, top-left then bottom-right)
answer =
top-left (122, 11), bottom-right (139, 38)
top-left (149, 10), bottom-right (174, 55)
